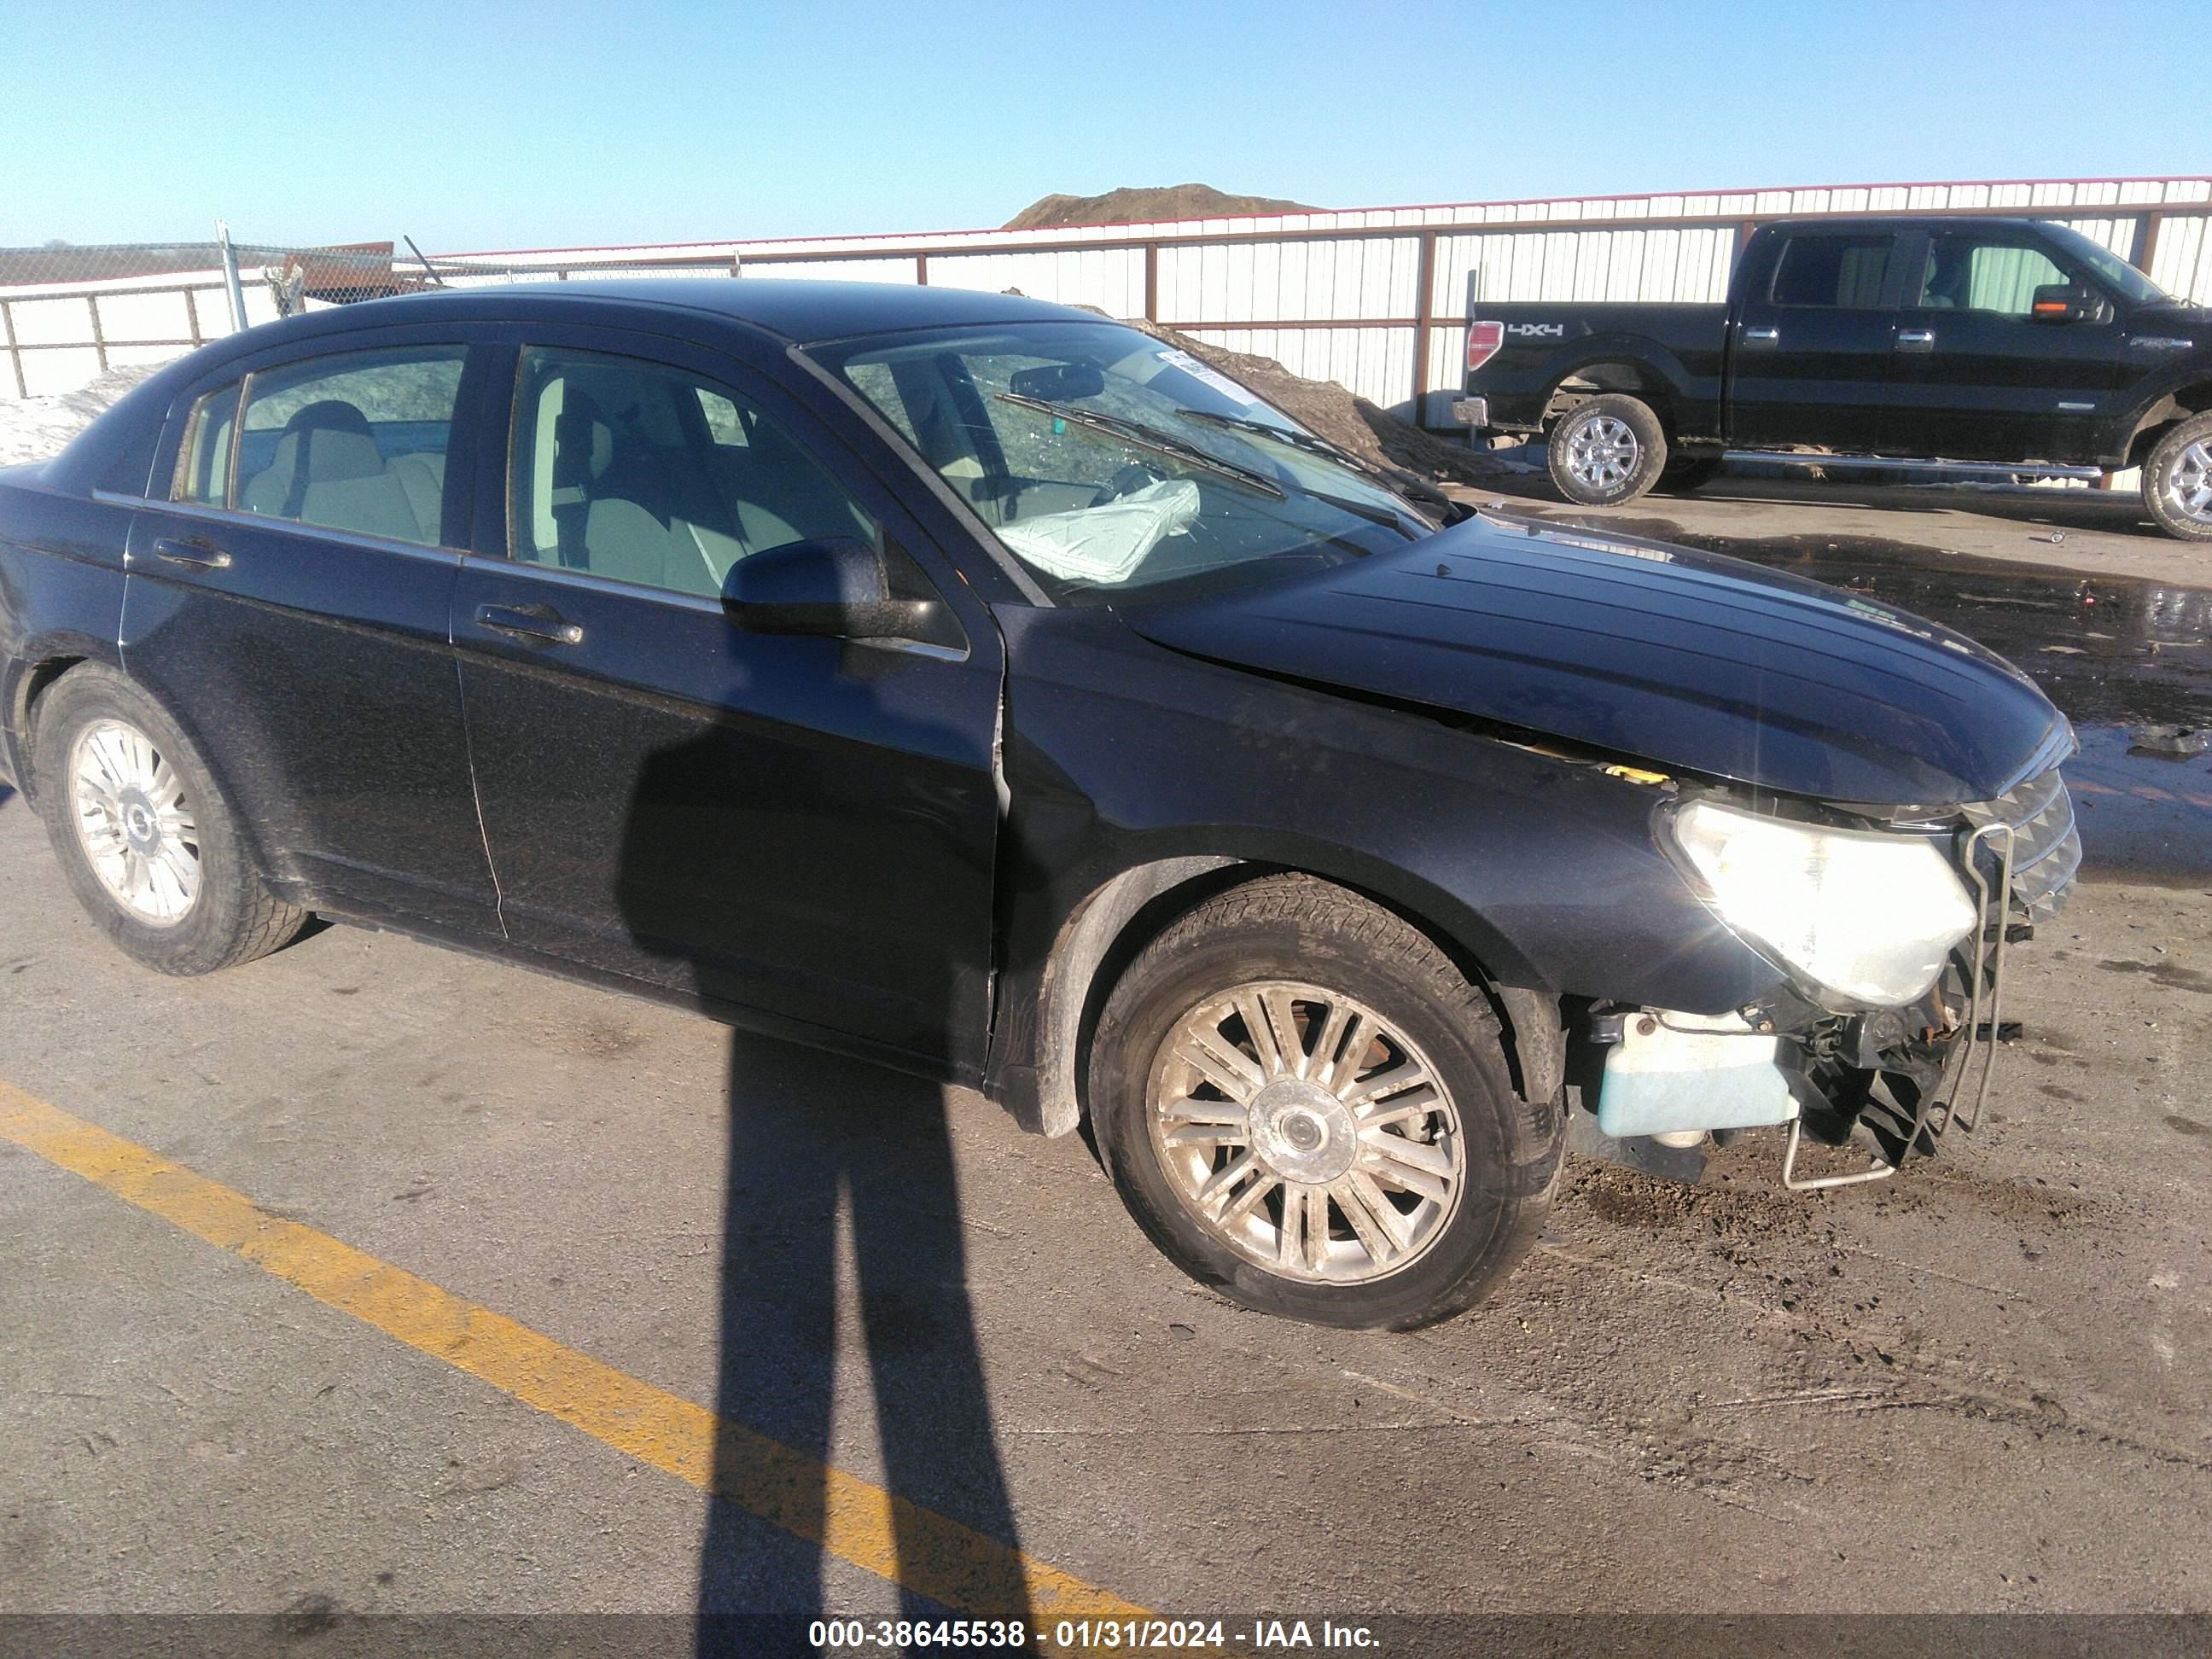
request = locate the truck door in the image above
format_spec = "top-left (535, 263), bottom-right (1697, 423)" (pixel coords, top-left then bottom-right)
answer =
top-left (1881, 228), bottom-right (2122, 465)
top-left (1726, 229), bottom-right (1906, 454)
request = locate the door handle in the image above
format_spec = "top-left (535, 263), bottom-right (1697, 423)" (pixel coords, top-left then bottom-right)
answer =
top-left (1897, 329), bottom-right (1936, 353)
top-left (475, 603), bottom-right (584, 646)
top-left (150, 536), bottom-right (233, 571)
top-left (1741, 326), bottom-right (1780, 347)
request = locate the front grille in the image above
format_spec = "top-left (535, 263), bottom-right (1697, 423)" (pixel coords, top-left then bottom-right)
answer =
top-left (1960, 764), bottom-right (2081, 922)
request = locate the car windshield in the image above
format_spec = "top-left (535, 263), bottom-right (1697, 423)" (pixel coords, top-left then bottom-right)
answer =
top-left (2043, 224), bottom-right (2173, 306)
top-left (811, 321), bottom-right (1433, 602)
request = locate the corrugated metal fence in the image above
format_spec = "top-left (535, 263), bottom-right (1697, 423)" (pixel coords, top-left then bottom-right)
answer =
top-left (7, 177), bottom-right (2211, 428)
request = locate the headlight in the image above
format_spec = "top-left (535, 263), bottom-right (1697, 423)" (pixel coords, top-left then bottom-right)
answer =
top-left (1666, 799), bottom-right (1978, 1007)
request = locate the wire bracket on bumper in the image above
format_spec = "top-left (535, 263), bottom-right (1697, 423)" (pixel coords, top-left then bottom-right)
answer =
top-left (1781, 821), bottom-right (2017, 1191)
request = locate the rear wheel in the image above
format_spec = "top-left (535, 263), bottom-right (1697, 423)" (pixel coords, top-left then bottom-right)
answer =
top-left (2144, 413), bottom-right (2212, 541)
top-left (32, 665), bottom-right (309, 975)
top-left (1088, 875), bottom-right (1563, 1330)
top-left (1546, 393), bottom-right (1668, 507)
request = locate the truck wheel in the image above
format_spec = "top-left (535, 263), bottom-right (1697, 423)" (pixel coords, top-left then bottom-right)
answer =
top-left (32, 664), bottom-right (310, 976)
top-left (1547, 394), bottom-right (1668, 506)
top-left (2144, 414), bottom-right (2212, 541)
top-left (1657, 456), bottom-right (1724, 493)
top-left (1088, 874), bottom-right (1563, 1330)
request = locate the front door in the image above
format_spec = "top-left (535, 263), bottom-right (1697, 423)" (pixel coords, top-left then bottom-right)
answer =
top-left (1726, 228), bottom-right (1905, 453)
top-left (451, 336), bottom-right (1004, 1074)
top-left (1881, 228), bottom-right (2122, 464)
top-left (121, 338), bottom-right (500, 933)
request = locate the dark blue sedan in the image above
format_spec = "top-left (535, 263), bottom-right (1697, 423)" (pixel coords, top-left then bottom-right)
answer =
top-left (0, 281), bottom-right (2078, 1326)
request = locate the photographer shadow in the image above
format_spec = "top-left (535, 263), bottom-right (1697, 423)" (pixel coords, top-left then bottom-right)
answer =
top-left (608, 652), bottom-right (1037, 1655)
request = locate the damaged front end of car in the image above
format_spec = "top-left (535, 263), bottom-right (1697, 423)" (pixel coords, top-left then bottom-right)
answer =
top-left (1572, 742), bottom-right (2082, 1190)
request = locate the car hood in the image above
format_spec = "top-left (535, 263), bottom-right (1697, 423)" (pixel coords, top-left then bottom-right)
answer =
top-left (1119, 514), bottom-right (2068, 807)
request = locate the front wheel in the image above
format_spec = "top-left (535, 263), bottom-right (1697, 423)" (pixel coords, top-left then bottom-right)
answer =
top-left (1546, 393), bottom-right (1668, 506)
top-left (2144, 413), bottom-right (2212, 541)
top-left (1088, 875), bottom-right (1563, 1330)
top-left (32, 664), bottom-right (310, 975)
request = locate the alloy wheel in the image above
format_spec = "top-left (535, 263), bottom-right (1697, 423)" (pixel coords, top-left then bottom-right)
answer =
top-left (1146, 981), bottom-right (1465, 1284)
top-left (1564, 415), bottom-right (1640, 492)
top-left (2167, 439), bottom-right (2212, 527)
top-left (68, 718), bottom-right (201, 925)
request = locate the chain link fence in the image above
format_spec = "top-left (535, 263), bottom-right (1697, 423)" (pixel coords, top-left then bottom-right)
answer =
top-left (0, 232), bottom-right (470, 400)
top-left (0, 232), bottom-right (761, 403)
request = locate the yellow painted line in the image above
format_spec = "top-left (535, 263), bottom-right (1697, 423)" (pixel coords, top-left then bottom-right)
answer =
top-left (0, 1081), bottom-right (1145, 1625)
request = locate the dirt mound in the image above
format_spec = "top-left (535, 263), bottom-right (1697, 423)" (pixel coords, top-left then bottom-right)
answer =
top-left (1005, 184), bottom-right (1315, 231)
top-left (1124, 321), bottom-right (1509, 506)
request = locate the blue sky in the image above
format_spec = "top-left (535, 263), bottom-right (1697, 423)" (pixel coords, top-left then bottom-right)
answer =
top-left (3, 0), bottom-right (2203, 253)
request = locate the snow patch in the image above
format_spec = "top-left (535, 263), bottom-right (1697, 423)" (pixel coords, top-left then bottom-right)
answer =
top-left (0, 359), bottom-right (180, 469)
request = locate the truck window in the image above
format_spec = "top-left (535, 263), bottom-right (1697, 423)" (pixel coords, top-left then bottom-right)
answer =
top-left (1918, 237), bottom-right (2072, 317)
top-left (1769, 236), bottom-right (1895, 309)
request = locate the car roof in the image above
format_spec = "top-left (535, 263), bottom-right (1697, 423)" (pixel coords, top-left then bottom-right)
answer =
top-left (40, 279), bottom-right (1117, 495)
top-left (1770, 215), bottom-right (2060, 236)
top-left (276, 278), bottom-right (1097, 346)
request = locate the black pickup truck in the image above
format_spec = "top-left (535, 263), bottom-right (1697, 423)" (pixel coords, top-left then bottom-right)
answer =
top-left (1458, 216), bottom-right (2212, 538)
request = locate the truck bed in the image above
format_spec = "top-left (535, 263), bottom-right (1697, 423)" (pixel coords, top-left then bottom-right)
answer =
top-left (1464, 302), bottom-right (1731, 437)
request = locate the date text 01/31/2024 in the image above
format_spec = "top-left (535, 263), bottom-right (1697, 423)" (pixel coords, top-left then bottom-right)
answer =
top-left (808, 1618), bottom-right (1381, 1650)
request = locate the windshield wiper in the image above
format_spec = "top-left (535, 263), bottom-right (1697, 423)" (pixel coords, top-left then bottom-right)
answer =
top-left (992, 393), bottom-right (1285, 499)
top-left (1173, 410), bottom-right (1425, 529)
top-left (1173, 408), bottom-right (1397, 484)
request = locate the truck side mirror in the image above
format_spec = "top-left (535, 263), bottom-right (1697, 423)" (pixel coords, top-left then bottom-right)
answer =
top-left (722, 537), bottom-right (964, 650)
top-left (2029, 283), bottom-right (2093, 323)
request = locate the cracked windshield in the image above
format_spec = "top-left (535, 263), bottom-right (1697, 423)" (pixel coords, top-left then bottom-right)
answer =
top-left (822, 321), bottom-right (1432, 598)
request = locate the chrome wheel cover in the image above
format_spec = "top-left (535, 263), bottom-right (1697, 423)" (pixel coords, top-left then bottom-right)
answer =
top-left (1147, 981), bottom-right (1465, 1284)
top-left (68, 719), bottom-right (201, 926)
top-left (2166, 439), bottom-right (2212, 526)
top-left (1563, 414), bottom-right (1640, 492)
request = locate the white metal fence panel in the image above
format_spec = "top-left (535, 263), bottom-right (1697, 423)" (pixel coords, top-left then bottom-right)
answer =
top-left (1183, 325), bottom-right (1417, 410)
top-left (2150, 216), bottom-right (2212, 305)
top-left (7, 178), bottom-right (2209, 417)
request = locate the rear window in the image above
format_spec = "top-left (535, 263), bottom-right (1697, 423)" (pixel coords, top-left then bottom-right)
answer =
top-left (1770, 235), bottom-right (1895, 309)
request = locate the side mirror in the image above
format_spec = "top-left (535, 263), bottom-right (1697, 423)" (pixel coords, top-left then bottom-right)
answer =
top-left (2029, 283), bottom-right (2093, 323)
top-left (1009, 361), bottom-right (1105, 401)
top-left (722, 537), bottom-right (963, 649)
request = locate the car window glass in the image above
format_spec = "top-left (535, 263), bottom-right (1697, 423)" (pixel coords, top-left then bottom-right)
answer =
top-left (696, 387), bottom-right (749, 446)
top-left (819, 320), bottom-right (1429, 602)
top-left (843, 360), bottom-right (921, 445)
top-left (509, 346), bottom-right (878, 601)
top-left (171, 384), bottom-right (240, 506)
top-left (1770, 235), bottom-right (1895, 308)
top-left (235, 347), bottom-right (464, 547)
top-left (1918, 238), bottom-right (2071, 317)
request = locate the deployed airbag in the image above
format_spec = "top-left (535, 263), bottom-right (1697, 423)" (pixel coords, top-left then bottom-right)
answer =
top-left (995, 480), bottom-right (1199, 584)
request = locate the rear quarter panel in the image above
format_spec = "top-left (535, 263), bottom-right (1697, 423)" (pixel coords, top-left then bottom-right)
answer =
top-left (0, 467), bottom-right (134, 794)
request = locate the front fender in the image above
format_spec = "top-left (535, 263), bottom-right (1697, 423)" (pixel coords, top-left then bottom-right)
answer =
top-left (987, 608), bottom-right (1780, 1125)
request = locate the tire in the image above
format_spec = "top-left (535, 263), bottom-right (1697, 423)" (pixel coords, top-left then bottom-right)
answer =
top-left (1545, 393), bottom-right (1668, 507)
top-left (2143, 413), bottom-right (2212, 542)
top-left (1656, 455), bottom-right (1724, 493)
top-left (1088, 874), bottom-right (1563, 1330)
top-left (32, 664), bottom-right (309, 976)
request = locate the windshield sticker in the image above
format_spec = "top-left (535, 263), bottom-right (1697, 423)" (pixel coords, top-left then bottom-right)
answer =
top-left (1158, 348), bottom-right (1261, 406)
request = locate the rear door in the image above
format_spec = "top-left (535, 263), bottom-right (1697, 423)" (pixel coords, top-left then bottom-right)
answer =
top-left (1726, 229), bottom-right (1906, 453)
top-left (1881, 228), bottom-right (2121, 463)
top-left (120, 334), bottom-right (501, 933)
top-left (451, 329), bottom-right (1004, 1075)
